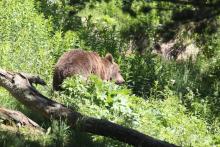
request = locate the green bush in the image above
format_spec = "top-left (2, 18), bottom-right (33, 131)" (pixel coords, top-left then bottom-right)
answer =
top-left (52, 75), bottom-right (219, 147)
top-left (121, 53), bottom-right (159, 98)
top-left (59, 75), bottom-right (138, 127)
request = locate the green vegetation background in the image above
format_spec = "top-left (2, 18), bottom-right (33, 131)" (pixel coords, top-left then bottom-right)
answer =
top-left (0, 0), bottom-right (219, 146)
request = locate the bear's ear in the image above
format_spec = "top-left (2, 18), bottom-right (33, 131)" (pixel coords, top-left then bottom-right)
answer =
top-left (105, 53), bottom-right (113, 63)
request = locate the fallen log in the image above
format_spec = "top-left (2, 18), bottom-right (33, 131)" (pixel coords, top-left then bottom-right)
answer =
top-left (0, 69), bottom-right (178, 147)
top-left (0, 107), bottom-right (43, 130)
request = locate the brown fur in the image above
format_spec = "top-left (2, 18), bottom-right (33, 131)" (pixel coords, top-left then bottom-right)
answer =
top-left (53, 49), bottom-right (124, 90)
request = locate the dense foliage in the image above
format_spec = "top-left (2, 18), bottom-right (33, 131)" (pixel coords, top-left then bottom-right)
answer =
top-left (0, 0), bottom-right (219, 146)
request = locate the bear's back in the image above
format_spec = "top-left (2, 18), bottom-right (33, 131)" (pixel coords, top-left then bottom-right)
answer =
top-left (56, 49), bottom-right (100, 65)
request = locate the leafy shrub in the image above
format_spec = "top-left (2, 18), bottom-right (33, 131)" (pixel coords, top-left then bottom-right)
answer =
top-left (60, 75), bottom-right (139, 127)
top-left (54, 75), bottom-right (219, 147)
top-left (121, 53), bottom-right (159, 98)
top-left (137, 86), bottom-right (217, 147)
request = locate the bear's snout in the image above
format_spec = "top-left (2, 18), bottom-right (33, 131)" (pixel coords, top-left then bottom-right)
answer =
top-left (115, 75), bottom-right (125, 85)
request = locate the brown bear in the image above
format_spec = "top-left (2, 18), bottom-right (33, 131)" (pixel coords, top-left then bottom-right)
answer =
top-left (53, 49), bottom-right (125, 90)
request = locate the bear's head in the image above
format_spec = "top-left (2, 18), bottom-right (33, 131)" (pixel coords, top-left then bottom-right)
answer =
top-left (105, 53), bottom-right (125, 85)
